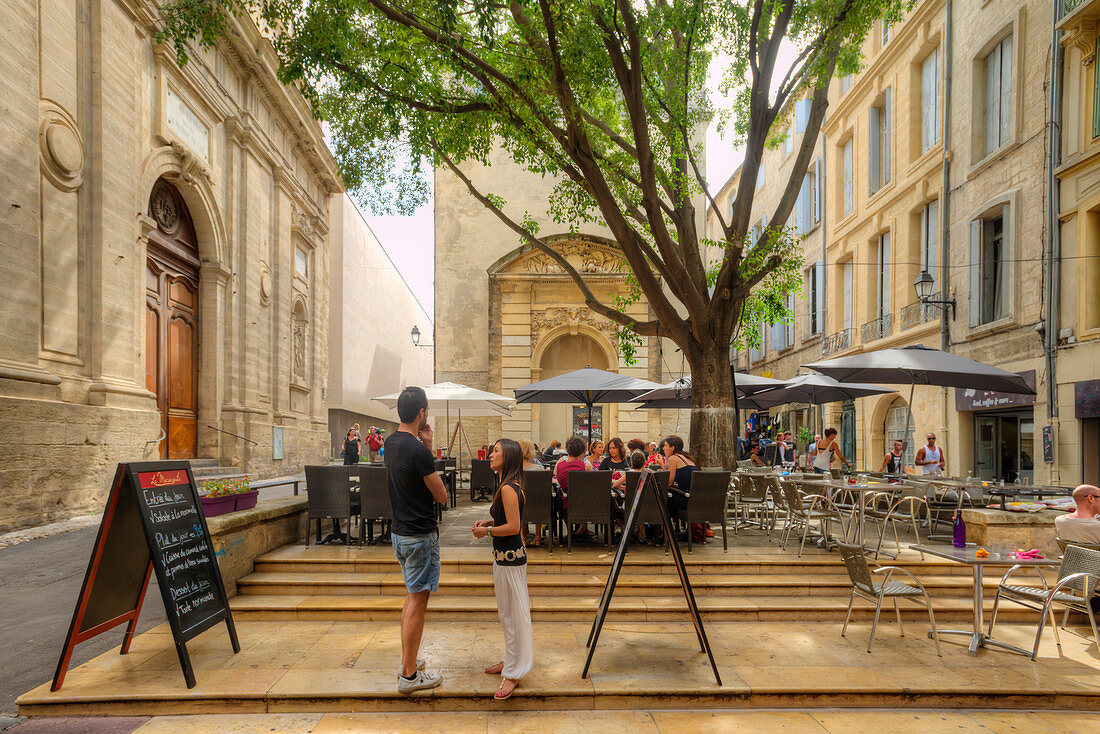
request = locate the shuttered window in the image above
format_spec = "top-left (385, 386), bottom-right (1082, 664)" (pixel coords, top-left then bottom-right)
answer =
top-left (921, 201), bottom-right (940, 277)
top-left (984, 36), bottom-right (1013, 155)
top-left (1093, 37), bottom-right (1100, 138)
top-left (843, 138), bottom-right (854, 216)
top-left (842, 261), bottom-right (853, 331)
top-left (808, 260), bottom-right (825, 336)
top-left (968, 207), bottom-right (1011, 326)
top-left (877, 233), bottom-right (892, 319)
top-left (921, 49), bottom-right (940, 152)
top-left (794, 159), bottom-right (820, 235)
top-left (869, 90), bottom-right (891, 194)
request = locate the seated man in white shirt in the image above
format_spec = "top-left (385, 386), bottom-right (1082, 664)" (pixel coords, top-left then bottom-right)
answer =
top-left (1054, 484), bottom-right (1100, 546)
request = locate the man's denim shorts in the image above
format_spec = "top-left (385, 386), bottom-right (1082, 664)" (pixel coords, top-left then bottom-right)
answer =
top-left (391, 531), bottom-right (440, 593)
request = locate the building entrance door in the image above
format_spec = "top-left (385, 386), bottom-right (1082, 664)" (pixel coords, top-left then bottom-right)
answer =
top-left (974, 410), bottom-right (1034, 483)
top-left (145, 180), bottom-right (200, 459)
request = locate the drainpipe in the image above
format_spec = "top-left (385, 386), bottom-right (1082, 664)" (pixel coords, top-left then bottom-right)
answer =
top-left (1046, 1), bottom-right (1064, 481)
top-left (940, 0), bottom-right (954, 468)
top-left (819, 131), bottom-right (828, 438)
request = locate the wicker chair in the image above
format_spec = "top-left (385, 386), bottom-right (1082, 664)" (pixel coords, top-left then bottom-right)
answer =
top-left (564, 470), bottom-right (615, 552)
top-left (1056, 538), bottom-right (1100, 553)
top-left (988, 544), bottom-right (1100, 660)
top-left (357, 464), bottom-right (392, 544)
top-left (780, 481), bottom-right (848, 558)
top-left (304, 465), bottom-right (355, 546)
top-left (838, 542), bottom-right (942, 656)
top-left (523, 469), bottom-right (555, 554)
top-left (677, 470), bottom-right (732, 553)
top-left (470, 458), bottom-right (497, 502)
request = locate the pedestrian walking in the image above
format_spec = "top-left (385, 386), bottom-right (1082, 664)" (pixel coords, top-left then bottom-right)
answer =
top-left (342, 428), bottom-right (361, 466)
top-left (473, 438), bottom-right (533, 700)
top-left (385, 386), bottom-right (450, 694)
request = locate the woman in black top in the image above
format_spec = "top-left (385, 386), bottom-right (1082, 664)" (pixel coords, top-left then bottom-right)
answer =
top-left (472, 438), bottom-right (533, 700)
top-left (599, 437), bottom-right (629, 472)
top-left (342, 428), bottom-right (360, 465)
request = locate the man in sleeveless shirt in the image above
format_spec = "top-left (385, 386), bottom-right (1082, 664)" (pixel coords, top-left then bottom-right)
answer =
top-left (915, 433), bottom-right (945, 475)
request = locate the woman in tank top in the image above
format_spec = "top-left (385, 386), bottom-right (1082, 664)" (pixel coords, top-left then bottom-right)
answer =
top-left (472, 438), bottom-right (533, 700)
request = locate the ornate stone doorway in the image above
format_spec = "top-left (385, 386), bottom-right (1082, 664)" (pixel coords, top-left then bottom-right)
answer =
top-left (145, 179), bottom-right (200, 459)
top-left (536, 332), bottom-right (610, 444)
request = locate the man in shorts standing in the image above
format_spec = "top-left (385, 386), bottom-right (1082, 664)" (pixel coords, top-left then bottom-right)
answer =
top-left (385, 386), bottom-right (449, 693)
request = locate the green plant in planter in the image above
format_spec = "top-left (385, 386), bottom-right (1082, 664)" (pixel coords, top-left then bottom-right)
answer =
top-left (200, 475), bottom-right (252, 498)
top-left (797, 426), bottom-right (812, 447)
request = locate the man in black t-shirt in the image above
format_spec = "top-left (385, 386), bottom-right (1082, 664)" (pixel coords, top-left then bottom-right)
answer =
top-left (385, 386), bottom-right (449, 694)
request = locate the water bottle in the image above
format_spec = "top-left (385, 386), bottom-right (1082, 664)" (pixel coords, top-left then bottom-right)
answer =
top-left (953, 510), bottom-right (966, 548)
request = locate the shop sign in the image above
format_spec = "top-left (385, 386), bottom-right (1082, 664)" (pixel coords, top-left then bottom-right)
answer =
top-left (954, 370), bottom-right (1036, 411)
top-left (1042, 425), bottom-right (1055, 464)
top-left (1074, 379), bottom-right (1100, 419)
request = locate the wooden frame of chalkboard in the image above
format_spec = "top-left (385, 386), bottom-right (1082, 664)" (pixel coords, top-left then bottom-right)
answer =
top-left (580, 470), bottom-right (721, 686)
top-left (52, 461), bottom-right (240, 691)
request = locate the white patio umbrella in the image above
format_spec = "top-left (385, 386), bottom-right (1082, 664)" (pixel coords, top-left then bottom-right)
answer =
top-left (373, 382), bottom-right (515, 467)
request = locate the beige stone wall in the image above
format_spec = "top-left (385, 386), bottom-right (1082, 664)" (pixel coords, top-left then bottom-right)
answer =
top-left (0, 1), bottom-right (341, 531)
top-left (327, 195), bottom-right (434, 453)
top-left (434, 145), bottom-right (686, 452)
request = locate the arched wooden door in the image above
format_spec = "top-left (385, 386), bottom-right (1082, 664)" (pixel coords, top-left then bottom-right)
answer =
top-left (145, 179), bottom-right (200, 459)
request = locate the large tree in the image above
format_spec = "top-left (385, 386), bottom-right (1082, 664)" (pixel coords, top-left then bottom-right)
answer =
top-left (161, 0), bottom-right (903, 467)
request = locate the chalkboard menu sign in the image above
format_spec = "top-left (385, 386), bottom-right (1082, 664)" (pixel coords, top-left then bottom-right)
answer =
top-left (52, 461), bottom-right (239, 690)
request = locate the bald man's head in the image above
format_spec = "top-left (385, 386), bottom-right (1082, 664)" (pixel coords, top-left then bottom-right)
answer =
top-left (1072, 484), bottom-right (1100, 511)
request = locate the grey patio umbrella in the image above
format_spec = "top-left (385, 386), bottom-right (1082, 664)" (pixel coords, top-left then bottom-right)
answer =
top-left (513, 367), bottom-right (661, 446)
top-left (804, 344), bottom-right (1036, 459)
top-left (745, 373), bottom-right (894, 408)
top-left (630, 372), bottom-right (785, 405)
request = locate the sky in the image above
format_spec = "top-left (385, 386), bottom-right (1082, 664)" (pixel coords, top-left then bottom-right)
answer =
top-left (359, 46), bottom-right (794, 320)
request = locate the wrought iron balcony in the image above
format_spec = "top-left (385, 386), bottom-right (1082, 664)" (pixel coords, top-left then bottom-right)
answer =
top-left (860, 313), bottom-right (893, 344)
top-left (900, 293), bottom-right (940, 330)
top-left (821, 328), bottom-right (852, 356)
top-left (1065, 0), bottom-right (1087, 15)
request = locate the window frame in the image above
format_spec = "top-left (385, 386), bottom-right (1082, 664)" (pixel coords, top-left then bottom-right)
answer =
top-left (983, 35), bottom-right (1013, 156)
top-left (921, 47), bottom-right (941, 153)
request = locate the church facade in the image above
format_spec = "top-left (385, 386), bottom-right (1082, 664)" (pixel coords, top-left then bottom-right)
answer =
top-left (0, 0), bottom-right (341, 530)
top-left (434, 148), bottom-right (687, 452)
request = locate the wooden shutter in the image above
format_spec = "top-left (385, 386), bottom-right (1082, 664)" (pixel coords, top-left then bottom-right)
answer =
top-left (968, 219), bottom-right (982, 326)
top-left (869, 106), bottom-right (880, 193)
top-left (843, 261), bottom-right (853, 331)
top-left (997, 208), bottom-right (1011, 320)
top-left (879, 233), bottom-right (891, 317)
top-left (985, 44), bottom-right (1001, 154)
top-left (795, 99), bottom-right (810, 133)
top-left (812, 158), bottom-right (821, 224)
top-left (844, 139), bottom-right (854, 214)
top-left (926, 201), bottom-right (939, 278)
top-left (1000, 37), bottom-right (1013, 148)
top-left (922, 49), bottom-right (939, 151)
top-left (1094, 37), bottom-right (1100, 138)
top-left (814, 259), bottom-right (825, 334)
top-left (883, 89), bottom-right (891, 184)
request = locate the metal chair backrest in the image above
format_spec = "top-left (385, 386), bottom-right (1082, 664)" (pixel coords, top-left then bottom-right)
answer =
top-left (471, 459), bottom-right (497, 491)
top-left (837, 542), bottom-right (876, 595)
top-left (566, 470), bottom-right (613, 524)
top-left (780, 481), bottom-right (807, 518)
top-left (762, 444), bottom-right (779, 466)
top-left (1058, 545), bottom-right (1100, 599)
top-left (830, 468), bottom-right (843, 479)
top-left (1056, 537), bottom-right (1100, 554)
top-left (737, 460), bottom-right (754, 470)
top-left (684, 471), bottom-right (731, 523)
top-left (623, 471), bottom-right (664, 524)
top-left (304, 465), bottom-right (353, 520)
top-left (523, 469), bottom-right (554, 525)
top-left (357, 464), bottom-right (392, 520)
top-left (738, 473), bottom-right (768, 502)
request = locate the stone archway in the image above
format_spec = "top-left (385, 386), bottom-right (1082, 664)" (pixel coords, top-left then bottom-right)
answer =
top-left (535, 330), bottom-right (612, 445)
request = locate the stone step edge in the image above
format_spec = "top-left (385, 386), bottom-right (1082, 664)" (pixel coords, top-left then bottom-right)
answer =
top-left (19, 688), bottom-right (1098, 717)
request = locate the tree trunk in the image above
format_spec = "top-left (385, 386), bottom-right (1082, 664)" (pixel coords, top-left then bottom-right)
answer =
top-left (686, 342), bottom-right (737, 470)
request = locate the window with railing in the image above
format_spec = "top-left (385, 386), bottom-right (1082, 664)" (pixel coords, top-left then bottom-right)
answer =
top-left (861, 313), bottom-right (893, 343)
top-left (901, 294), bottom-right (940, 330)
top-left (822, 328), bottom-right (852, 356)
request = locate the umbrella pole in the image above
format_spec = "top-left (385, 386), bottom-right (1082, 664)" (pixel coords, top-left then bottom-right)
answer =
top-left (904, 382), bottom-right (916, 470)
top-left (587, 403), bottom-right (593, 449)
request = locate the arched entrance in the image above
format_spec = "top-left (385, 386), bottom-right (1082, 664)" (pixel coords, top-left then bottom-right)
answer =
top-left (537, 332), bottom-right (609, 445)
top-left (145, 178), bottom-right (200, 459)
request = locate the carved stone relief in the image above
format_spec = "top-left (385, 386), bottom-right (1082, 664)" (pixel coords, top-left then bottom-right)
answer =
top-left (530, 306), bottom-right (619, 349)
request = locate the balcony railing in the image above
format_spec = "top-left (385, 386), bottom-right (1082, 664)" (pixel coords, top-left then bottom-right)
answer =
top-left (860, 313), bottom-right (893, 344)
top-left (900, 293), bottom-right (940, 331)
top-left (1065, 0), bottom-right (1086, 15)
top-left (821, 328), bottom-right (852, 356)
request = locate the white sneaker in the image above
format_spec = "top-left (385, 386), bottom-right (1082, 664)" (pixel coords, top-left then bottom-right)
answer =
top-left (397, 669), bottom-right (443, 694)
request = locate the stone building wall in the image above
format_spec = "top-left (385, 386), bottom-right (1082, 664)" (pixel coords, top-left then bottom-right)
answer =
top-left (0, 0), bottom-right (341, 531)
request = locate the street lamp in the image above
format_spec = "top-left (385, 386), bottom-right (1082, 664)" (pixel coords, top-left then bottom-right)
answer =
top-left (913, 271), bottom-right (956, 318)
top-left (411, 325), bottom-right (433, 349)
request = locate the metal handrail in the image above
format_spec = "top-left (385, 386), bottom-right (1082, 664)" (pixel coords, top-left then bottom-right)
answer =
top-left (144, 428), bottom-right (166, 449)
top-left (206, 424), bottom-right (259, 446)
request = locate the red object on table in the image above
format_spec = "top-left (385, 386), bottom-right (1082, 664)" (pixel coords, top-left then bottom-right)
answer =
top-left (478, 449), bottom-right (486, 460)
top-left (436, 448), bottom-right (443, 459)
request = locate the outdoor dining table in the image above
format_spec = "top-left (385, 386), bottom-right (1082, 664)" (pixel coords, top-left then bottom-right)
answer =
top-left (910, 543), bottom-right (1061, 656)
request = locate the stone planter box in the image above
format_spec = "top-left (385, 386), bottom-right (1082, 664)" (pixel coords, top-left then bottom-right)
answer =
top-left (960, 508), bottom-right (1063, 556)
top-left (205, 496), bottom-right (308, 596)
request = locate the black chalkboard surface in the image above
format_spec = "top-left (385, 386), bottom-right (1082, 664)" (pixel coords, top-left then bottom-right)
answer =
top-left (52, 461), bottom-right (239, 690)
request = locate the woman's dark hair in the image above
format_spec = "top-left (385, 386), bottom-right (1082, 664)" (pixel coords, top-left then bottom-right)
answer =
top-left (345, 428), bottom-right (356, 441)
top-left (824, 427), bottom-right (838, 438)
top-left (662, 435), bottom-right (694, 463)
top-left (630, 450), bottom-right (646, 469)
top-left (607, 437), bottom-right (625, 461)
top-left (565, 435), bottom-right (586, 457)
top-left (493, 438), bottom-right (526, 496)
top-left (626, 438), bottom-right (646, 453)
top-left (397, 386), bottom-right (428, 423)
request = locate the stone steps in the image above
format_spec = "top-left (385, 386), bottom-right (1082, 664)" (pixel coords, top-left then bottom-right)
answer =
top-left (228, 592), bottom-right (1040, 622)
top-left (236, 570), bottom-right (1016, 598)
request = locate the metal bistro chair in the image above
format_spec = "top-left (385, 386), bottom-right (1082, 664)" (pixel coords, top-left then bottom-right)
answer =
top-left (780, 481), bottom-right (847, 558)
top-left (470, 458), bottom-right (497, 502)
top-left (523, 469), bottom-right (556, 554)
top-left (925, 482), bottom-right (977, 541)
top-left (873, 494), bottom-right (931, 561)
top-left (357, 464), bottom-right (392, 544)
top-left (564, 470), bottom-right (615, 552)
top-left (988, 544), bottom-right (1100, 660)
top-left (838, 542), bottom-right (942, 656)
top-left (436, 458), bottom-right (458, 508)
top-left (304, 465), bottom-right (356, 546)
top-left (731, 472), bottom-right (769, 533)
top-left (677, 470), bottom-right (732, 553)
